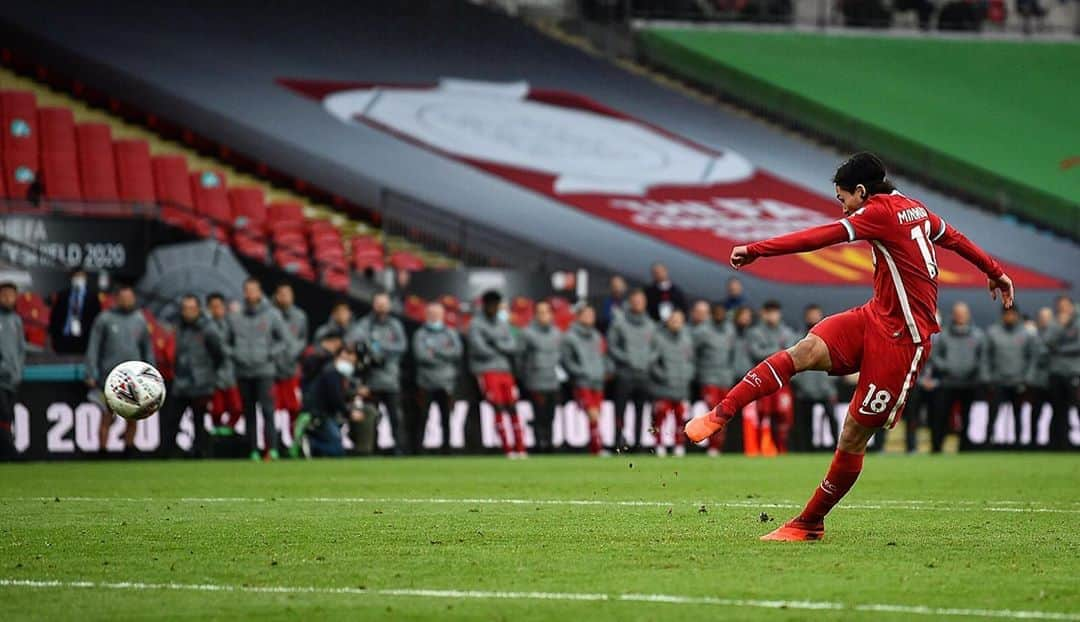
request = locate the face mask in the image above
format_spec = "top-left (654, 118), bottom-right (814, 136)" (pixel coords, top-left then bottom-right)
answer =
top-left (496, 309), bottom-right (510, 324)
top-left (71, 277), bottom-right (86, 289)
top-left (427, 321), bottom-right (444, 331)
top-left (334, 359), bottom-right (355, 377)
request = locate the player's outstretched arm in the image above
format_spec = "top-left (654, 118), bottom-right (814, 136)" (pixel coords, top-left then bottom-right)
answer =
top-left (933, 220), bottom-right (1014, 308)
top-left (730, 222), bottom-right (848, 269)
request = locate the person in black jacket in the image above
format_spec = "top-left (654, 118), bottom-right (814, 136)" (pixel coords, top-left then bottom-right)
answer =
top-left (301, 345), bottom-right (361, 457)
top-left (644, 263), bottom-right (688, 322)
top-left (48, 268), bottom-right (101, 354)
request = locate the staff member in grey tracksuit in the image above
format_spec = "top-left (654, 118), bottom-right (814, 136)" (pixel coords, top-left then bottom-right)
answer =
top-left (790, 305), bottom-right (839, 452)
top-left (562, 304), bottom-right (608, 455)
top-left (0, 282), bottom-right (25, 460)
top-left (690, 301), bottom-right (735, 455)
top-left (747, 300), bottom-right (798, 453)
top-left (1044, 296), bottom-right (1079, 451)
top-left (85, 284), bottom-right (155, 455)
top-left (349, 292), bottom-right (409, 454)
top-left (521, 301), bottom-right (562, 454)
top-left (272, 283), bottom-right (308, 421)
top-left (412, 302), bottom-right (463, 453)
top-left (649, 310), bottom-right (694, 457)
top-left (607, 289), bottom-right (656, 452)
top-left (983, 306), bottom-right (1038, 448)
top-left (931, 301), bottom-right (985, 451)
top-left (468, 290), bottom-right (525, 457)
top-left (228, 278), bottom-right (289, 460)
top-left (1025, 308), bottom-right (1054, 444)
top-left (161, 294), bottom-right (224, 457)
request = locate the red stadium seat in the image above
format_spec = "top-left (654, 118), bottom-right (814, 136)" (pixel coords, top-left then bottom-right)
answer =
top-left (0, 90), bottom-right (39, 156)
top-left (389, 250), bottom-right (425, 272)
top-left (510, 296), bottom-right (534, 328)
top-left (403, 295), bottom-right (426, 322)
top-left (151, 155), bottom-right (194, 229)
top-left (76, 123), bottom-right (119, 201)
top-left (273, 252), bottom-right (315, 281)
top-left (228, 186), bottom-right (266, 231)
top-left (36, 107), bottom-right (78, 154)
top-left (268, 201), bottom-right (304, 223)
top-left (40, 151), bottom-right (82, 200)
top-left (320, 264), bottom-right (351, 292)
top-left (113, 139), bottom-right (156, 202)
top-left (233, 234), bottom-right (269, 260)
top-left (0, 151), bottom-right (38, 199)
top-left (189, 171), bottom-right (230, 241)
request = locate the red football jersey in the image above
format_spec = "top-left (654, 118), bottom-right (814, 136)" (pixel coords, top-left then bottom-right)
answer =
top-left (747, 191), bottom-right (1004, 345)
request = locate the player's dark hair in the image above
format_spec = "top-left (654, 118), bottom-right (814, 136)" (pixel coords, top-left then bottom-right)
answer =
top-left (180, 293), bottom-right (200, 305)
top-left (833, 152), bottom-right (896, 196)
top-left (206, 292), bottom-right (225, 304)
top-left (804, 303), bottom-right (822, 313)
top-left (0, 281), bottom-right (17, 292)
top-left (114, 282), bottom-right (135, 294)
top-left (274, 281), bottom-right (292, 293)
top-left (243, 277), bottom-right (260, 288)
top-left (331, 300), bottom-right (351, 311)
top-left (481, 290), bottom-right (502, 306)
top-left (762, 299), bottom-right (782, 311)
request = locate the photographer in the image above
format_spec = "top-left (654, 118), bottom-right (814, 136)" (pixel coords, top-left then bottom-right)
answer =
top-left (348, 292), bottom-right (408, 454)
top-left (301, 345), bottom-right (367, 458)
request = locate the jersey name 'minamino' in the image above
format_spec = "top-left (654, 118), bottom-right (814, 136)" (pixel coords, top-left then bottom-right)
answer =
top-left (896, 206), bottom-right (929, 225)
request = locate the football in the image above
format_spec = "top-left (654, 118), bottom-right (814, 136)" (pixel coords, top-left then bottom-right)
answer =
top-left (103, 360), bottom-right (167, 421)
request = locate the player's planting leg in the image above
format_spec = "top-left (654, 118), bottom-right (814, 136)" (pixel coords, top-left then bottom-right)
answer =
top-left (761, 416), bottom-right (875, 542)
top-left (493, 410), bottom-right (513, 456)
top-left (510, 412), bottom-right (527, 457)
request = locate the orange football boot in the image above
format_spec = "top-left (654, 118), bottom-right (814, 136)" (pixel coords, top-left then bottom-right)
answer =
top-left (760, 518), bottom-right (825, 542)
top-left (684, 405), bottom-right (729, 443)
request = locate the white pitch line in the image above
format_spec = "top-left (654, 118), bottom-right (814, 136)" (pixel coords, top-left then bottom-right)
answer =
top-left (5, 496), bottom-right (1080, 513)
top-left (1, 578), bottom-right (1077, 620)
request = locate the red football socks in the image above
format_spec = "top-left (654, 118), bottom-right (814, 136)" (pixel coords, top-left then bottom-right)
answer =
top-left (494, 412), bottom-right (512, 454)
top-left (510, 414), bottom-right (526, 455)
top-left (798, 449), bottom-right (864, 524)
top-left (719, 351), bottom-right (795, 420)
top-left (588, 419), bottom-right (602, 455)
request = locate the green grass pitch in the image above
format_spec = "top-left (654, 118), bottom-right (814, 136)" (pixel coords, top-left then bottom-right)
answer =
top-left (1, 454), bottom-right (1078, 621)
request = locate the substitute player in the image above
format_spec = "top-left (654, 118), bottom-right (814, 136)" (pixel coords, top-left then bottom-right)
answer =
top-left (685, 152), bottom-right (1014, 541)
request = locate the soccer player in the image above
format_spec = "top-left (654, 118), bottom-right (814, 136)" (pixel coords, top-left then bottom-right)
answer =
top-left (685, 153), bottom-right (1014, 541)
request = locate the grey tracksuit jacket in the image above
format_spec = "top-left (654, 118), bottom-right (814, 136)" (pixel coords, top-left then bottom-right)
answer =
top-left (85, 308), bottom-right (155, 385)
top-left (731, 326), bottom-right (754, 378)
top-left (692, 321), bottom-right (735, 388)
top-left (172, 316), bottom-right (225, 398)
top-left (791, 370), bottom-right (838, 402)
top-left (0, 307), bottom-right (26, 391)
top-left (1043, 315), bottom-right (1080, 378)
top-left (982, 322), bottom-right (1038, 387)
top-left (606, 311), bottom-right (657, 378)
top-left (649, 327), bottom-right (695, 401)
top-left (227, 298), bottom-right (289, 380)
top-left (209, 316), bottom-right (237, 389)
top-left (467, 314), bottom-right (520, 374)
top-left (747, 322), bottom-right (798, 363)
top-left (561, 322), bottom-right (607, 390)
top-left (273, 304), bottom-right (308, 380)
top-left (931, 323), bottom-right (985, 387)
top-left (521, 322), bottom-right (562, 392)
top-left (412, 324), bottom-right (463, 393)
top-left (349, 313), bottom-right (407, 392)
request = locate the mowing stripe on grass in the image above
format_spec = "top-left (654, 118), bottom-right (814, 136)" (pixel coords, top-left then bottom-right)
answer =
top-left (7, 496), bottom-right (1080, 514)
top-left (1, 578), bottom-right (1077, 620)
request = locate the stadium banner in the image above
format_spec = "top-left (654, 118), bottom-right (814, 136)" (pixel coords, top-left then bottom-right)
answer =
top-left (0, 214), bottom-right (157, 283)
top-left (281, 78), bottom-right (1065, 290)
top-left (404, 268), bottom-right (579, 306)
top-left (10, 380), bottom-right (1075, 459)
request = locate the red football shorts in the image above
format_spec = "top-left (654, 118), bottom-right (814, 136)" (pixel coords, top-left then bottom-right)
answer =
top-left (478, 371), bottom-right (518, 407)
top-left (273, 375), bottom-right (302, 414)
top-left (700, 384), bottom-right (727, 407)
top-left (574, 387), bottom-right (604, 412)
top-left (210, 386), bottom-right (243, 417)
top-left (811, 305), bottom-right (931, 429)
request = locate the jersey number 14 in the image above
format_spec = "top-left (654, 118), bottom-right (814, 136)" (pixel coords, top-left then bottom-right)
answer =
top-left (910, 221), bottom-right (939, 279)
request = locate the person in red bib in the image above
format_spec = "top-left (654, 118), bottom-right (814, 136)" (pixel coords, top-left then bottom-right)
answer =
top-left (686, 153), bottom-right (1014, 541)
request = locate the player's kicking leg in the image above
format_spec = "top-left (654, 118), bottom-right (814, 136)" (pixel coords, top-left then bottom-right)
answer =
top-left (685, 335), bottom-right (831, 443)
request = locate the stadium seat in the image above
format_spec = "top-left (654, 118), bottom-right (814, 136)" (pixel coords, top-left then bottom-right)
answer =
top-left (1, 150), bottom-right (38, 199)
top-left (40, 150), bottom-right (82, 200)
top-left (388, 250), bottom-right (425, 272)
top-left (510, 296), bottom-right (534, 327)
top-left (189, 171), bottom-right (231, 242)
top-left (320, 264), bottom-right (350, 292)
top-left (268, 201), bottom-right (304, 224)
top-left (228, 186), bottom-right (267, 231)
top-left (151, 155), bottom-right (196, 230)
top-left (403, 295), bottom-right (426, 322)
top-left (0, 90), bottom-right (39, 156)
top-left (113, 139), bottom-right (156, 202)
top-left (76, 123), bottom-right (120, 201)
top-left (37, 107), bottom-right (78, 153)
